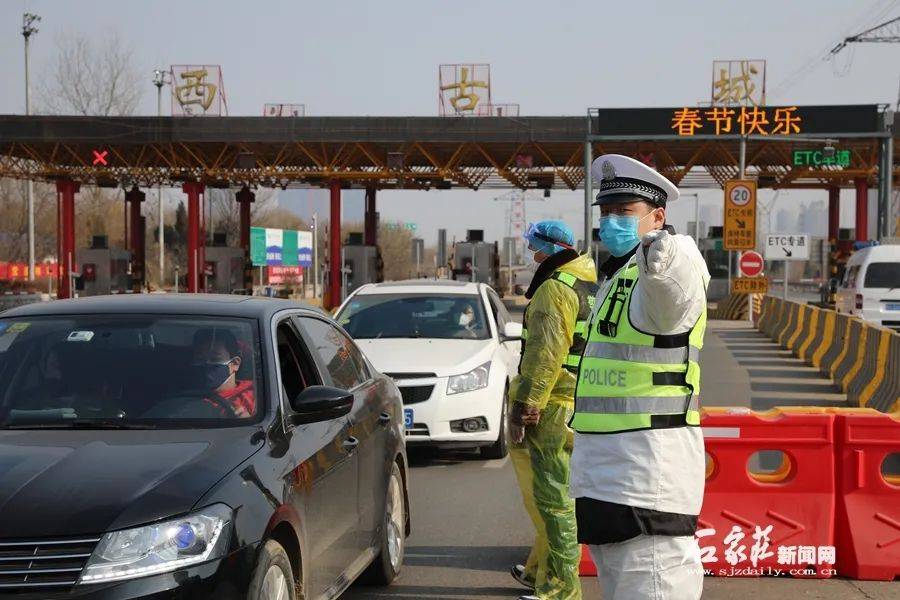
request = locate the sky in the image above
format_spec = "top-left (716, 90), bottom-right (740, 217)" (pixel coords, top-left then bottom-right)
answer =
top-left (2, 0), bottom-right (899, 245)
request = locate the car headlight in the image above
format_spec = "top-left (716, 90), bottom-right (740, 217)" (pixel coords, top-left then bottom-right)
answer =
top-left (79, 504), bottom-right (232, 584)
top-left (446, 361), bottom-right (491, 395)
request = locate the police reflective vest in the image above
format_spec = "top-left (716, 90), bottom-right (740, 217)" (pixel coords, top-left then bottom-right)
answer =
top-left (571, 263), bottom-right (706, 434)
top-left (522, 271), bottom-right (599, 373)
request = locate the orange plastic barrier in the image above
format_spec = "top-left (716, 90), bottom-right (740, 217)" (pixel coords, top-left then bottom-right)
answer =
top-left (833, 410), bottom-right (900, 581)
top-left (577, 407), bottom-right (900, 580)
top-left (699, 408), bottom-right (836, 578)
top-left (578, 544), bottom-right (597, 576)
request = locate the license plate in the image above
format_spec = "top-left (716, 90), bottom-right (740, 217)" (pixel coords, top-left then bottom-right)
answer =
top-left (886, 303), bottom-right (900, 312)
top-left (403, 409), bottom-right (414, 429)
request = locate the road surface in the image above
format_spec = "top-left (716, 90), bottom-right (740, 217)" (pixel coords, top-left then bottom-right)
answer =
top-left (344, 447), bottom-right (895, 599)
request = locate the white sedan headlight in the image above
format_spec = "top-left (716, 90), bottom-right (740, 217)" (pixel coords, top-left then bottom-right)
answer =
top-left (447, 361), bottom-right (492, 395)
top-left (79, 504), bottom-right (231, 584)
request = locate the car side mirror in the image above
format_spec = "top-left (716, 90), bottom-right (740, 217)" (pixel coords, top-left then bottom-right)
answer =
top-left (288, 385), bottom-right (354, 425)
top-left (501, 322), bottom-right (523, 341)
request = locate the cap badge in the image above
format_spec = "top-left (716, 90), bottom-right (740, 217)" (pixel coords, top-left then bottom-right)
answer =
top-left (601, 160), bottom-right (617, 181)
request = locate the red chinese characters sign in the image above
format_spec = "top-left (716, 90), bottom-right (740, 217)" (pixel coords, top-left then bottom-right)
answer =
top-left (267, 266), bottom-right (303, 285)
top-left (671, 106), bottom-right (802, 136)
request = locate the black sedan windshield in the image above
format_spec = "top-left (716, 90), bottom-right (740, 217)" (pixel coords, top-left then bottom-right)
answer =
top-left (0, 315), bottom-right (262, 428)
top-left (338, 294), bottom-right (490, 340)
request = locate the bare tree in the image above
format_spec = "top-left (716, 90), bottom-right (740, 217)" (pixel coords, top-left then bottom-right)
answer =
top-left (7, 30), bottom-right (144, 287)
top-left (0, 179), bottom-right (57, 263)
top-left (378, 223), bottom-right (414, 281)
top-left (38, 30), bottom-right (142, 116)
top-left (208, 188), bottom-right (283, 244)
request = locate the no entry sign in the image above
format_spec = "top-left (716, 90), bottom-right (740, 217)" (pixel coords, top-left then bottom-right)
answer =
top-left (739, 250), bottom-right (764, 277)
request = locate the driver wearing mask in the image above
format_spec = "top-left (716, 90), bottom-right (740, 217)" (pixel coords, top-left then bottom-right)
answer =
top-left (191, 329), bottom-right (255, 418)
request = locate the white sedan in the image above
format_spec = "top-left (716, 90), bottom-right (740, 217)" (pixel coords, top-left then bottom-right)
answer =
top-left (335, 280), bottom-right (522, 459)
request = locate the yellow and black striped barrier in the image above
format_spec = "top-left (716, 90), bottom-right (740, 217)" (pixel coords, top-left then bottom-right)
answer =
top-left (758, 298), bottom-right (900, 413)
top-left (711, 292), bottom-right (762, 320)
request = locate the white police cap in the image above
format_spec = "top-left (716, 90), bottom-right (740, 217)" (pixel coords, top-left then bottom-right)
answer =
top-left (590, 154), bottom-right (679, 207)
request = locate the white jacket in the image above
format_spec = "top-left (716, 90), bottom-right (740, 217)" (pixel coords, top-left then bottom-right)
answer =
top-left (569, 231), bottom-right (711, 516)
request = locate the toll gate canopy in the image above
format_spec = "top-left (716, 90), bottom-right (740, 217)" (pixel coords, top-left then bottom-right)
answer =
top-left (1, 104), bottom-right (897, 191)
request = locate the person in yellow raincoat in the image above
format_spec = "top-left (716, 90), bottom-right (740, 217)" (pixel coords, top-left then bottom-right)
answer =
top-left (508, 220), bottom-right (598, 600)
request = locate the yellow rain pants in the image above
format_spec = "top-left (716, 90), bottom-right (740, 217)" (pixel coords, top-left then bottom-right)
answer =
top-left (508, 252), bottom-right (596, 600)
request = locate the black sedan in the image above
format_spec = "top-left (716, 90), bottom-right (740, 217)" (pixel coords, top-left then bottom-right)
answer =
top-left (0, 294), bottom-right (409, 600)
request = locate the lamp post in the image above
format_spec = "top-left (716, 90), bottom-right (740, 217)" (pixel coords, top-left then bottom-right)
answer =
top-left (311, 214), bottom-right (319, 301)
top-left (152, 69), bottom-right (171, 287)
top-left (22, 12), bottom-right (40, 282)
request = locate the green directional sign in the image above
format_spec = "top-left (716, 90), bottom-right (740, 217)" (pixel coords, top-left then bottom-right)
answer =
top-left (385, 222), bottom-right (417, 232)
top-left (250, 226), bottom-right (310, 267)
top-left (792, 149), bottom-right (850, 168)
top-left (250, 227), bottom-right (267, 266)
top-left (282, 230), bottom-right (299, 266)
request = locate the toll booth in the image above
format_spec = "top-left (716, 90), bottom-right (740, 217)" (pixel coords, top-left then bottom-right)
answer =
top-left (76, 236), bottom-right (130, 296)
top-left (205, 242), bottom-right (247, 294)
top-left (452, 230), bottom-right (500, 287)
top-left (342, 233), bottom-right (380, 296)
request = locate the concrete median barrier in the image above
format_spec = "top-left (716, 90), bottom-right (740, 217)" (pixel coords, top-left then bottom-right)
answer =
top-left (711, 292), bottom-right (763, 320)
top-left (757, 298), bottom-right (900, 413)
top-left (809, 310), bottom-right (836, 370)
top-left (796, 305), bottom-right (821, 362)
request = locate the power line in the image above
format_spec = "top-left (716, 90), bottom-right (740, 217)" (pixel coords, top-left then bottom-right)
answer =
top-left (770, 0), bottom-right (899, 99)
top-left (830, 15), bottom-right (900, 54)
top-left (829, 13), bottom-right (900, 109)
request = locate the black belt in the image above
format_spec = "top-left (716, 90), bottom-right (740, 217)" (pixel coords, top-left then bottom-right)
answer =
top-left (575, 497), bottom-right (698, 544)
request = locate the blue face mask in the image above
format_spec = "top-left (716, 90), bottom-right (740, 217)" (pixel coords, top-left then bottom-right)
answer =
top-left (599, 211), bottom-right (656, 257)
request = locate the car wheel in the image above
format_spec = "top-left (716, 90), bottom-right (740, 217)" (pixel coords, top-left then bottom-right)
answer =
top-left (248, 539), bottom-right (297, 600)
top-left (480, 386), bottom-right (508, 460)
top-left (363, 461), bottom-right (405, 585)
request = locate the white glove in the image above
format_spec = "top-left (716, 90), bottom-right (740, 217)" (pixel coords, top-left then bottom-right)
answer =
top-left (639, 229), bottom-right (676, 274)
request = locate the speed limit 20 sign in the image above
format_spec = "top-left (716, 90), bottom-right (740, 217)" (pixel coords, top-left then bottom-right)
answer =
top-left (723, 180), bottom-right (757, 250)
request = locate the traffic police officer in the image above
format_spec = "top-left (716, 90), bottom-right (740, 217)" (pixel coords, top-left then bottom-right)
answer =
top-left (508, 220), bottom-right (598, 600)
top-left (570, 155), bottom-right (711, 600)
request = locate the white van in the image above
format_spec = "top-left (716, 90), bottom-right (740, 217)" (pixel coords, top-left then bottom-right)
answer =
top-left (835, 244), bottom-right (900, 331)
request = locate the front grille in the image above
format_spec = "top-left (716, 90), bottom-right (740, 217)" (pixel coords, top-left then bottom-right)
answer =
top-left (399, 385), bottom-right (434, 405)
top-left (0, 536), bottom-right (100, 592)
top-left (883, 320), bottom-right (900, 332)
top-left (384, 372), bottom-right (437, 380)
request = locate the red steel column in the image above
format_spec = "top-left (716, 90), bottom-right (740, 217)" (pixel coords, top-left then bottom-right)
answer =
top-left (126, 187), bottom-right (146, 291)
top-left (236, 186), bottom-right (255, 290)
top-left (827, 186), bottom-right (840, 242)
top-left (364, 187), bottom-right (377, 246)
top-left (854, 177), bottom-right (868, 242)
top-left (328, 180), bottom-right (342, 309)
top-left (182, 182), bottom-right (205, 293)
top-left (55, 179), bottom-right (79, 299)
